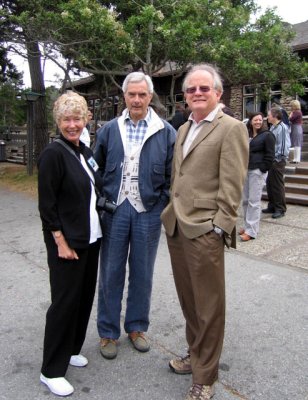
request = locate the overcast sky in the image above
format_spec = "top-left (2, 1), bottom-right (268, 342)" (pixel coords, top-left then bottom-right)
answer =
top-left (256, 0), bottom-right (308, 24)
top-left (11, 1), bottom-right (308, 88)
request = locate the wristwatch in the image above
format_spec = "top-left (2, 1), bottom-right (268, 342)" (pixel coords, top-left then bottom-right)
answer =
top-left (213, 226), bottom-right (223, 237)
top-left (53, 231), bottom-right (62, 239)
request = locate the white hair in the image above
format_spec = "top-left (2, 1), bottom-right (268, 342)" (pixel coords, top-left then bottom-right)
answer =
top-left (122, 72), bottom-right (154, 94)
top-left (182, 63), bottom-right (224, 94)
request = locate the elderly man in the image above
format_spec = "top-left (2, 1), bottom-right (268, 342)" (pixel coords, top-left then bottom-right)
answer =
top-left (94, 72), bottom-right (176, 359)
top-left (161, 64), bottom-right (248, 400)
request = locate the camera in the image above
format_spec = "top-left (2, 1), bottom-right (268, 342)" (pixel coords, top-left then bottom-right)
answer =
top-left (96, 196), bottom-right (117, 214)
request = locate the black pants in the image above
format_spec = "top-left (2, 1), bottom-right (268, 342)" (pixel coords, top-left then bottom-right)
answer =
top-left (266, 159), bottom-right (287, 213)
top-left (41, 233), bottom-right (101, 378)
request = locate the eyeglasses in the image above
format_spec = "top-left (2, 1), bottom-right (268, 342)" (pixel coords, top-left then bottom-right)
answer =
top-left (185, 86), bottom-right (213, 94)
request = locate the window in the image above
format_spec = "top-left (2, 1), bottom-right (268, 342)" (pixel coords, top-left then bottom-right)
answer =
top-left (92, 95), bottom-right (119, 122)
top-left (165, 93), bottom-right (185, 120)
top-left (243, 84), bottom-right (282, 119)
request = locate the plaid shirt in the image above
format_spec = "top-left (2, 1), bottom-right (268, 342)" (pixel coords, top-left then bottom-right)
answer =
top-left (118, 109), bottom-right (152, 212)
top-left (124, 109), bottom-right (151, 145)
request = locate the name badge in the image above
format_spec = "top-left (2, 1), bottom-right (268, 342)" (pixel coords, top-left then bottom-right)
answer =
top-left (87, 156), bottom-right (99, 172)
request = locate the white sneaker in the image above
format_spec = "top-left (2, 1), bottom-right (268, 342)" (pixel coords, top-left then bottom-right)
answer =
top-left (40, 373), bottom-right (74, 396)
top-left (69, 354), bottom-right (88, 367)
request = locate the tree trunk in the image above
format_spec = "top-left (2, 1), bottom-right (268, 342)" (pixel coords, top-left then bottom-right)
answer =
top-left (26, 40), bottom-right (49, 161)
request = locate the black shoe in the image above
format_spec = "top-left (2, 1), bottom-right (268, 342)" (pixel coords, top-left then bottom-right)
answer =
top-left (272, 212), bottom-right (285, 219)
top-left (262, 208), bottom-right (274, 214)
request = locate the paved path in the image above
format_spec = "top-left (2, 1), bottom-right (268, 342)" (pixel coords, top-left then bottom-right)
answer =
top-left (0, 187), bottom-right (307, 400)
top-left (236, 201), bottom-right (308, 271)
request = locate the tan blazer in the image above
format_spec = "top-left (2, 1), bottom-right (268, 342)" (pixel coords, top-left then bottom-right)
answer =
top-left (161, 110), bottom-right (249, 239)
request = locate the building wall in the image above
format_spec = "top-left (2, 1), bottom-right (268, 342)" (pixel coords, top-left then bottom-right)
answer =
top-left (229, 85), bottom-right (243, 120)
top-left (230, 83), bottom-right (308, 132)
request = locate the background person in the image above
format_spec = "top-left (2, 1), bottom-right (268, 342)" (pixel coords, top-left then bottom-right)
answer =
top-left (219, 101), bottom-right (235, 117)
top-left (240, 112), bottom-right (275, 241)
top-left (161, 64), bottom-right (248, 400)
top-left (271, 101), bottom-right (290, 131)
top-left (80, 109), bottom-right (93, 147)
top-left (171, 103), bottom-right (188, 129)
top-left (262, 107), bottom-right (291, 219)
top-left (37, 92), bottom-right (102, 397)
top-left (94, 72), bottom-right (176, 360)
top-left (289, 99), bottom-right (303, 164)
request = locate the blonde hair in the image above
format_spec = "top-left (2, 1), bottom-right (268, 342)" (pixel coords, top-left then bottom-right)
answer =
top-left (53, 91), bottom-right (88, 125)
top-left (290, 99), bottom-right (301, 111)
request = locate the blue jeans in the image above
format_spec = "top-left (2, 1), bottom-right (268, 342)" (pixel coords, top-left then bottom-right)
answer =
top-left (97, 198), bottom-right (164, 339)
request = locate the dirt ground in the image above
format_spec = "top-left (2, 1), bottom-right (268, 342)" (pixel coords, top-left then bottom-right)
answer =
top-left (0, 162), bottom-right (38, 198)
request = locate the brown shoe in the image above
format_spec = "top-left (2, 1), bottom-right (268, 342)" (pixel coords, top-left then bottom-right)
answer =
top-left (240, 233), bottom-right (254, 241)
top-left (128, 331), bottom-right (150, 352)
top-left (100, 338), bottom-right (117, 359)
top-left (169, 353), bottom-right (192, 375)
top-left (185, 384), bottom-right (215, 400)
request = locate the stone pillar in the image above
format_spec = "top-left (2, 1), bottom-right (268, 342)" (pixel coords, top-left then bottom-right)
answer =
top-left (229, 85), bottom-right (243, 120)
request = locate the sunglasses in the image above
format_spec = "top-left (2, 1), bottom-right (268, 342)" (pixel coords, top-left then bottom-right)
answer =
top-left (185, 86), bottom-right (212, 94)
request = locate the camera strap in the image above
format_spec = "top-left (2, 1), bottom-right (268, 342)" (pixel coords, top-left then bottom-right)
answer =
top-left (55, 138), bottom-right (100, 196)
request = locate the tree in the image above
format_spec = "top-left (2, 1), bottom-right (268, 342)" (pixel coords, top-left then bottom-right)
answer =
top-left (1, 0), bottom-right (49, 160)
top-left (0, 42), bottom-right (25, 128)
top-left (95, 0), bottom-right (307, 108)
top-left (0, 47), bottom-right (22, 84)
top-left (12, 0), bottom-right (132, 89)
top-left (1, 0), bottom-right (307, 142)
top-left (1, 0), bottom-right (134, 135)
top-left (0, 82), bottom-right (26, 127)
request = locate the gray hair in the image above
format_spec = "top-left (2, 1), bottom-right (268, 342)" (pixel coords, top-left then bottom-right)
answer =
top-left (270, 107), bottom-right (282, 121)
top-left (182, 63), bottom-right (224, 94)
top-left (122, 72), bottom-right (154, 94)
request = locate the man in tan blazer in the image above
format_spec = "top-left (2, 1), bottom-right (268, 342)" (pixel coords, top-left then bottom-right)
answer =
top-left (161, 64), bottom-right (248, 400)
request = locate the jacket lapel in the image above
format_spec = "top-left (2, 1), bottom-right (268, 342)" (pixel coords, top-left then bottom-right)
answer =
top-left (184, 113), bottom-right (222, 159)
top-left (176, 121), bottom-right (192, 165)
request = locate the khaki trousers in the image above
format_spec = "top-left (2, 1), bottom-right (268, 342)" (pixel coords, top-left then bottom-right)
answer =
top-left (166, 225), bottom-right (225, 385)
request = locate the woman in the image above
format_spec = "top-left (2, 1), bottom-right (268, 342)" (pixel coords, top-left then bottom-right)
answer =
top-left (240, 112), bottom-right (275, 241)
top-left (289, 100), bottom-right (303, 164)
top-left (37, 92), bottom-right (102, 396)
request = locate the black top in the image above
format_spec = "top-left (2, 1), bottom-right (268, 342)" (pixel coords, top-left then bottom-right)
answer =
top-left (171, 110), bottom-right (187, 130)
top-left (37, 135), bottom-right (102, 249)
top-left (248, 130), bottom-right (275, 172)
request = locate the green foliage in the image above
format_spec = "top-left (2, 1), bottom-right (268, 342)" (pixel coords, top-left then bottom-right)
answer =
top-left (97, 0), bottom-right (306, 94)
top-left (0, 82), bottom-right (26, 126)
top-left (216, 10), bottom-right (306, 88)
top-left (45, 86), bottom-right (59, 129)
top-left (14, 0), bottom-right (132, 75)
top-left (2, 0), bottom-right (307, 98)
top-left (0, 48), bottom-right (23, 84)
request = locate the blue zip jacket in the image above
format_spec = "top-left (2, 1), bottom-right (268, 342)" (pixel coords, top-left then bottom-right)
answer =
top-left (93, 111), bottom-right (176, 211)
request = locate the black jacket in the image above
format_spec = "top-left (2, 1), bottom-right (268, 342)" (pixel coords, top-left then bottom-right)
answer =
top-left (37, 136), bottom-right (102, 249)
top-left (171, 110), bottom-right (187, 130)
top-left (248, 130), bottom-right (275, 173)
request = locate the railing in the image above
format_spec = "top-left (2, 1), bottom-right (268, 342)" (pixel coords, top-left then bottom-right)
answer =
top-left (0, 126), bottom-right (24, 141)
top-left (0, 127), bottom-right (27, 164)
